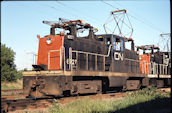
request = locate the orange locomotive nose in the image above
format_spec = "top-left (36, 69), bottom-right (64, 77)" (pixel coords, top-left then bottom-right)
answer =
top-left (37, 35), bottom-right (64, 70)
top-left (139, 54), bottom-right (151, 74)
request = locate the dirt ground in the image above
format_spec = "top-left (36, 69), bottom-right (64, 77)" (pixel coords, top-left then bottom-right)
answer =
top-left (8, 88), bottom-right (171, 113)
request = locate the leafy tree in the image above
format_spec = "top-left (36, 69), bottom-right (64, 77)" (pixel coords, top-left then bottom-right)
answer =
top-left (1, 43), bottom-right (22, 82)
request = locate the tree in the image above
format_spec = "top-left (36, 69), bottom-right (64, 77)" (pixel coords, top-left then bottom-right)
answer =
top-left (1, 43), bottom-right (22, 82)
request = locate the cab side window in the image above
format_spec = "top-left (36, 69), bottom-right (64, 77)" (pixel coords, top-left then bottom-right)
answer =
top-left (113, 37), bottom-right (124, 51)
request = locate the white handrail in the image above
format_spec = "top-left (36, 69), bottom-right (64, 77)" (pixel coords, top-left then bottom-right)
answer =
top-left (69, 45), bottom-right (112, 71)
top-left (71, 44), bottom-right (112, 57)
top-left (68, 45), bottom-right (170, 75)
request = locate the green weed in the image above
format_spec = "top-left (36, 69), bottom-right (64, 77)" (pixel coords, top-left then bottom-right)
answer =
top-left (49, 88), bottom-right (170, 113)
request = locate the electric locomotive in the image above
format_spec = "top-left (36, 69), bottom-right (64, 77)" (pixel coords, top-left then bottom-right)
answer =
top-left (23, 18), bottom-right (171, 98)
top-left (137, 45), bottom-right (171, 87)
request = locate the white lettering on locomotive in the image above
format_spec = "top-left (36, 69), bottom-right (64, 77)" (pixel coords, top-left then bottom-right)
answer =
top-left (66, 58), bottom-right (77, 65)
top-left (114, 52), bottom-right (124, 61)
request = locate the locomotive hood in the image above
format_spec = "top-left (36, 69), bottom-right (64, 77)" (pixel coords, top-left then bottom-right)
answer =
top-left (37, 34), bottom-right (64, 70)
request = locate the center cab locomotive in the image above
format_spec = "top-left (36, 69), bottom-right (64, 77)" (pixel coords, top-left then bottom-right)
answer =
top-left (23, 18), bottom-right (171, 98)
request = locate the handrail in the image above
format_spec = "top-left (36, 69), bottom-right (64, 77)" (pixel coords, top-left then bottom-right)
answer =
top-left (69, 45), bottom-right (112, 71)
top-left (63, 47), bottom-right (66, 72)
top-left (123, 57), bottom-right (169, 75)
top-left (71, 44), bottom-right (112, 57)
top-left (139, 61), bottom-right (169, 75)
top-left (67, 45), bottom-right (170, 75)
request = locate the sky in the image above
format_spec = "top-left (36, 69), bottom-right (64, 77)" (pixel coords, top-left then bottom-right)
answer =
top-left (1, 1), bottom-right (170, 70)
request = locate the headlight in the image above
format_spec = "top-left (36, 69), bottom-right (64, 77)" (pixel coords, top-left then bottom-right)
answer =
top-left (46, 37), bottom-right (52, 44)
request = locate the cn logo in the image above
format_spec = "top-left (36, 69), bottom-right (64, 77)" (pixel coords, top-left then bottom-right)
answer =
top-left (114, 52), bottom-right (124, 61)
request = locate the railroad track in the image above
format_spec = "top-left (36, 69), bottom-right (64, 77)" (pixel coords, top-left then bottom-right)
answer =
top-left (1, 88), bottom-right (170, 113)
top-left (1, 98), bottom-right (54, 113)
top-left (1, 94), bottom-right (27, 101)
top-left (1, 89), bottom-right (23, 95)
top-left (1, 92), bottom-right (126, 113)
top-left (1, 89), bottom-right (25, 101)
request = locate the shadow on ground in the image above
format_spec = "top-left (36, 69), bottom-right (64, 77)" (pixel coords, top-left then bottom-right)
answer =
top-left (92, 97), bottom-right (171, 113)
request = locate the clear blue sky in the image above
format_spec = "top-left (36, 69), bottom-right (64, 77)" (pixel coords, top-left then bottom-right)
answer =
top-left (1, 1), bottom-right (170, 70)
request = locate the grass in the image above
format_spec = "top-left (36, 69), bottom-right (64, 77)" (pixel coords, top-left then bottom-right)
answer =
top-left (1, 79), bottom-right (23, 90)
top-left (1, 82), bottom-right (170, 113)
top-left (49, 88), bottom-right (170, 113)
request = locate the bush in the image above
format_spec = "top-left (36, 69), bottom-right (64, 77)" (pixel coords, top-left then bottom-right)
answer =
top-left (1, 43), bottom-right (22, 82)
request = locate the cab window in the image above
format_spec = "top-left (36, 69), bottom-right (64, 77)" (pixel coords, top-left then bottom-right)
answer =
top-left (113, 37), bottom-right (124, 51)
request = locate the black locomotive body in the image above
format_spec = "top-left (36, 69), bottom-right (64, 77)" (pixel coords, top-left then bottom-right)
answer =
top-left (23, 19), bottom-right (171, 98)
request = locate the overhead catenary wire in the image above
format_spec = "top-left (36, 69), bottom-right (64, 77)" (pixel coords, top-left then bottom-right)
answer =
top-left (54, 2), bottom-right (101, 36)
top-left (15, 2), bottom-right (55, 20)
top-left (102, 1), bottom-right (133, 38)
top-left (38, 3), bottom-right (80, 19)
top-left (102, 0), bottom-right (165, 33)
top-left (101, 0), bottom-right (171, 50)
top-left (56, 0), bottom-right (66, 7)
top-left (37, 1), bottom-right (106, 37)
top-left (114, 1), bottom-right (170, 51)
top-left (101, 0), bottom-right (169, 51)
top-left (38, 2), bottom-right (90, 37)
top-left (113, 1), bottom-right (165, 33)
top-left (54, 1), bottom-right (103, 29)
top-left (19, 1), bottom-right (167, 37)
top-left (101, 0), bottom-right (119, 10)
